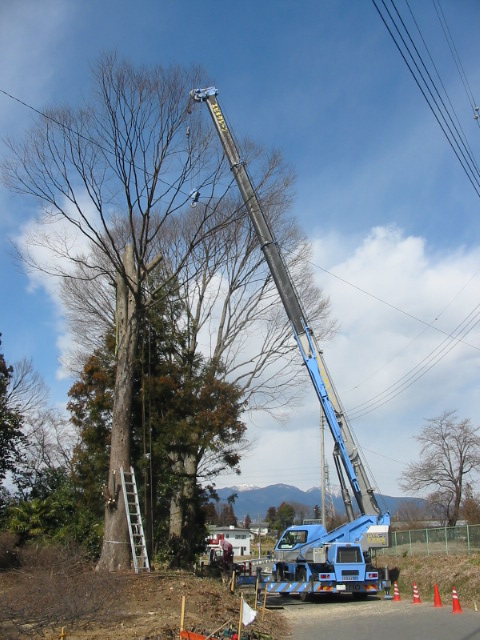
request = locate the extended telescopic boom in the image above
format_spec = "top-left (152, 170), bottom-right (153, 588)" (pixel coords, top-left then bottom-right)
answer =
top-left (191, 87), bottom-right (381, 519)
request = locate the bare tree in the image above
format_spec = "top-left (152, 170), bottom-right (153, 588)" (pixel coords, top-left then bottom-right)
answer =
top-left (3, 54), bottom-right (335, 568)
top-left (6, 357), bottom-right (76, 497)
top-left (399, 410), bottom-right (480, 526)
top-left (149, 161), bottom-right (335, 537)
top-left (2, 54), bottom-right (236, 570)
top-left (7, 357), bottom-right (49, 415)
top-left (393, 499), bottom-right (429, 529)
top-left (161, 189), bottom-right (336, 415)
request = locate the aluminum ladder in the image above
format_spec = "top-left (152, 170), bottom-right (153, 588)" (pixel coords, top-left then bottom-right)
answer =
top-left (120, 466), bottom-right (150, 573)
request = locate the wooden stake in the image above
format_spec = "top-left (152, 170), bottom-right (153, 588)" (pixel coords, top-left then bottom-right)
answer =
top-left (238, 593), bottom-right (244, 640)
top-left (262, 585), bottom-right (268, 622)
top-left (180, 595), bottom-right (186, 636)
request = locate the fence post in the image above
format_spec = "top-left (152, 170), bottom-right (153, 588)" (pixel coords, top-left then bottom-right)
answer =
top-left (445, 526), bottom-right (448, 556)
top-left (426, 528), bottom-right (429, 557)
top-left (466, 524), bottom-right (471, 555)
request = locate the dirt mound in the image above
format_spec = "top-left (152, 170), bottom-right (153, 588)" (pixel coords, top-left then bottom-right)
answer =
top-left (2, 547), bottom-right (479, 638)
top-left (0, 564), bottom-right (289, 639)
top-left (382, 554), bottom-right (480, 609)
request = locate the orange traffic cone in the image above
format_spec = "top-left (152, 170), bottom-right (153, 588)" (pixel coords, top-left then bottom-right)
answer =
top-left (413, 582), bottom-right (422, 604)
top-left (452, 586), bottom-right (463, 614)
top-left (393, 582), bottom-right (401, 601)
top-left (433, 583), bottom-right (443, 608)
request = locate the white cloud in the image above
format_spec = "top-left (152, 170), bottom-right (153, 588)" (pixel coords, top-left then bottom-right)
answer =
top-left (14, 193), bottom-right (100, 379)
top-left (216, 225), bottom-right (480, 498)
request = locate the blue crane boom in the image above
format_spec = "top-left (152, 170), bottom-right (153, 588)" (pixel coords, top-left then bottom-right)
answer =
top-left (191, 86), bottom-right (384, 520)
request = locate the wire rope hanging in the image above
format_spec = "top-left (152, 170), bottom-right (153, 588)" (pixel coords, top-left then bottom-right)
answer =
top-left (186, 109), bottom-right (201, 207)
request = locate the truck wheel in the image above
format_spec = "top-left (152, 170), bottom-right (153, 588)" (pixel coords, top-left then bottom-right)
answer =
top-left (296, 567), bottom-right (311, 601)
top-left (296, 567), bottom-right (307, 581)
top-left (273, 565), bottom-right (284, 582)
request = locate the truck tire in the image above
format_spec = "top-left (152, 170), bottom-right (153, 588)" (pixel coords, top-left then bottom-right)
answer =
top-left (295, 567), bottom-right (311, 602)
top-left (273, 564), bottom-right (284, 582)
top-left (295, 566), bottom-right (307, 581)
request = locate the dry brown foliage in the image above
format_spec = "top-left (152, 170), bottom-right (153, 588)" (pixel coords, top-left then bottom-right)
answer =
top-left (383, 553), bottom-right (480, 609)
top-left (0, 543), bottom-right (121, 638)
top-left (0, 542), bottom-right (288, 640)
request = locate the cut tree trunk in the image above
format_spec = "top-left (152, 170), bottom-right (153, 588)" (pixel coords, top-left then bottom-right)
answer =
top-left (97, 246), bottom-right (138, 572)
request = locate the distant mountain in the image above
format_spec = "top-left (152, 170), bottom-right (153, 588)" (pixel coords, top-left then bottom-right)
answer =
top-left (214, 483), bottom-right (421, 521)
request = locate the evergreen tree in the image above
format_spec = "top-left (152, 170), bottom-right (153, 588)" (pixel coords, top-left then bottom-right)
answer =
top-left (275, 502), bottom-right (295, 530)
top-left (265, 506), bottom-right (277, 527)
top-left (68, 332), bottom-right (116, 518)
top-left (67, 306), bottom-right (246, 564)
top-left (0, 334), bottom-right (25, 483)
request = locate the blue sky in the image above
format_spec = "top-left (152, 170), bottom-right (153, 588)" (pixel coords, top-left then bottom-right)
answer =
top-left (1, 1), bottom-right (480, 499)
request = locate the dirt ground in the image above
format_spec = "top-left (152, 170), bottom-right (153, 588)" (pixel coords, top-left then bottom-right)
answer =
top-left (2, 550), bottom-right (479, 639)
top-left (0, 565), bottom-right (290, 640)
top-left (382, 553), bottom-right (480, 609)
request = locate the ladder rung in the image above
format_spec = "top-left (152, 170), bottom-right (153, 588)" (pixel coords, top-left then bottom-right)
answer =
top-left (121, 466), bottom-right (150, 574)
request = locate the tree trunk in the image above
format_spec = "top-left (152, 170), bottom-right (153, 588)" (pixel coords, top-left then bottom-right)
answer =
top-left (169, 456), bottom-right (184, 537)
top-left (169, 437), bottom-right (198, 539)
top-left (97, 246), bottom-right (138, 571)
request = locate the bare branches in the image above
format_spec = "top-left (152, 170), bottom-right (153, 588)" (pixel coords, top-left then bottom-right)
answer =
top-left (4, 356), bottom-right (77, 498)
top-left (2, 54), bottom-right (337, 568)
top-left (399, 409), bottom-right (480, 525)
top-left (155, 180), bottom-right (335, 414)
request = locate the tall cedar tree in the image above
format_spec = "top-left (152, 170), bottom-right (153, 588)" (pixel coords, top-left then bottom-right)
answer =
top-left (68, 332), bottom-right (116, 518)
top-left (68, 314), bottom-right (246, 564)
top-left (0, 334), bottom-right (25, 483)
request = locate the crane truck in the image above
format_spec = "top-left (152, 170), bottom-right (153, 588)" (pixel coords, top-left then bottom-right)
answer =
top-left (191, 87), bottom-right (390, 600)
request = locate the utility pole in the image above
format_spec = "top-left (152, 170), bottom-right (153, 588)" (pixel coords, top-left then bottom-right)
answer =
top-left (320, 412), bottom-right (326, 527)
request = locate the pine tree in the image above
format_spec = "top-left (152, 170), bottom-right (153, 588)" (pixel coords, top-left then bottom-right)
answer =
top-left (0, 334), bottom-right (25, 483)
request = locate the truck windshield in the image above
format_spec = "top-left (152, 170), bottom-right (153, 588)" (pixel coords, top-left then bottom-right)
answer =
top-left (277, 530), bottom-right (308, 549)
top-left (336, 546), bottom-right (363, 563)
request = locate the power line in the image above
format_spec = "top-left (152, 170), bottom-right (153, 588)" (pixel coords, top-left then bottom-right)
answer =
top-left (405, 0), bottom-right (480, 173)
top-left (348, 302), bottom-right (480, 419)
top-left (309, 258), bottom-right (480, 353)
top-left (432, 0), bottom-right (480, 127)
top-left (307, 255), bottom-right (480, 417)
top-left (347, 264), bottom-right (480, 394)
top-left (371, 0), bottom-right (480, 197)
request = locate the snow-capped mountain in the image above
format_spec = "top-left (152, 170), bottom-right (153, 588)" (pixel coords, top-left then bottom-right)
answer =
top-left (213, 483), bottom-right (418, 520)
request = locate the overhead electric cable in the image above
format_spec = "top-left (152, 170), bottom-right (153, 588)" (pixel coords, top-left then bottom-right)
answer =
top-left (371, 0), bottom-right (480, 197)
top-left (309, 259), bottom-right (480, 353)
top-left (309, 256), bottom-right (480, 417)
top-left (405, 0), bottom-right (480, 172)
top-left (300, 253), bottom-right (480, 418)
top-left (346, 301), bottom-right (480, 418)
top-left (433, 0), bottom-right (480, 127)
top-left (388, 0), bottom-right (480, 185)
top-left (348, 264), bottom-right (480, 393)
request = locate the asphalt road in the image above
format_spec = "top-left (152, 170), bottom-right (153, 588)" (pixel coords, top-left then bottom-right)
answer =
top-left (269, 595), bottom-right (480, 640)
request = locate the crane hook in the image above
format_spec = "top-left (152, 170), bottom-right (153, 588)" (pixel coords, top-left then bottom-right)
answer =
top-left (189, 188), bottom-right (200, 207)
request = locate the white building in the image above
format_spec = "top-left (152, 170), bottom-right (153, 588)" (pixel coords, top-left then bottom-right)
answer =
top-left (208, 525), bottom-right (251, 557)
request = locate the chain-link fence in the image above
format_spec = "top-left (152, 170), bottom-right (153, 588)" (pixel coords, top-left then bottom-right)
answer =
top-left (378, 524), bottom-right (480, 556)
